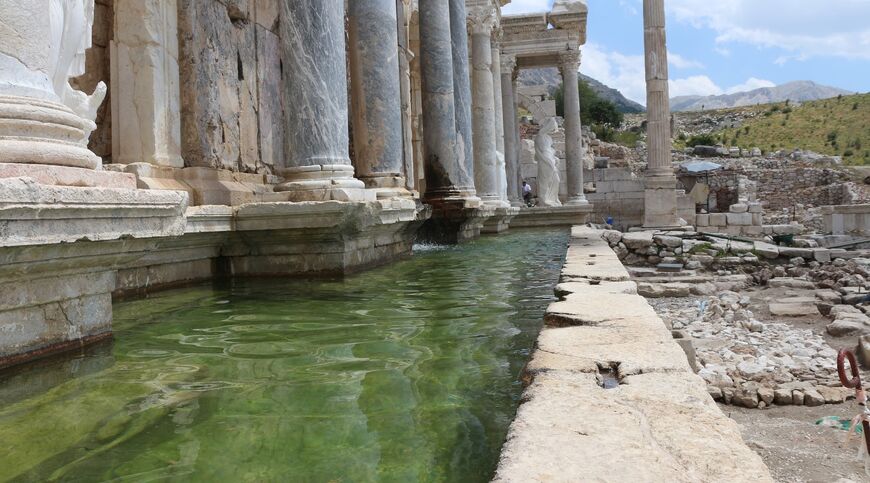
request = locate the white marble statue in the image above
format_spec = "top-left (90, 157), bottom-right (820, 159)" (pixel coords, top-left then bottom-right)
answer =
top-left (496, 150), bottom-right (508, 203)
top-left (535, 117), bottom-right (562, 207)
top-left (49, 0), bottom-right (106, 140)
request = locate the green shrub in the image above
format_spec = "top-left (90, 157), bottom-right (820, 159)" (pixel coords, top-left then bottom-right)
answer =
top-left (686, 134), bottom-right (717, 147)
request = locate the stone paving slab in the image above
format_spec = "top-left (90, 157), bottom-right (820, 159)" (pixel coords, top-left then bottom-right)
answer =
top-left (545, 293), bottom-right (659, 326)
top-left (494, 227), bottom-right (773, 482)
top-left (554, 280), bottom-right (638, 297)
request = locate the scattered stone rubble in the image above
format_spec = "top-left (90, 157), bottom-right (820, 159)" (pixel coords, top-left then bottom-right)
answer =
top-left (651, 295), bottom-right (850, 409)
top-left (600, 228), bottom-right (870, 409)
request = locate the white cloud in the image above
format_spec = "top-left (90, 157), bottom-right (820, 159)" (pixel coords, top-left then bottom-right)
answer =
top-left (667, 0), bottom-right (870, 62)
top-left (669, 76), bottom-right (779, 98)
top-left (725, 77), bottom-right (775, 94)
top-left (670, 76), bottom-right (723, 97)
top-left (580, 43), bottom-right (647, 105)
top-left (668, 52), bottom-right (704, 70)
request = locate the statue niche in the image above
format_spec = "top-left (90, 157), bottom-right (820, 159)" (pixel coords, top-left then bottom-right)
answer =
top-left (535, 117), bottom-right (562, 207)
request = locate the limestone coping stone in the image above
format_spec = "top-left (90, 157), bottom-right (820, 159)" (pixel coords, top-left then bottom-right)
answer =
top-left (494, 373), bottom-right (772, 483)
top-left (554, 280), bottom-right (638, 297)
top-left (0, 177), bottom-right (188, 247)
top-left (495, 226), bottom-right (774, 482)
top-left (545, 293), bottom-right (659, 326)
top-left (0, 163), bottom-right (136, 189)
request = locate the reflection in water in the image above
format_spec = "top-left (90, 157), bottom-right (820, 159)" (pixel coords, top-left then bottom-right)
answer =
top-left (0, 229), bottom-right (569, 482)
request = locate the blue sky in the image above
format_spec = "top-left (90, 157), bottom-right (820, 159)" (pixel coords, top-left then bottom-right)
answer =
top-left (502, 0), bottom-right (870, 105)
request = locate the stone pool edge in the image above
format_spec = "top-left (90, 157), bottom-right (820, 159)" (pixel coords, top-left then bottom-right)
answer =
top-left (492, 226), bottom-right (774, 482)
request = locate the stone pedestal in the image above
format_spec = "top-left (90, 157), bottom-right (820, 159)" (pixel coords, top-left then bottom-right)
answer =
top-left (560, 51), bottom-right (588, 206)
top-left (348, 0), bottom-right (410, 199)
top-left (417, 202), bottom-right (495, 243)
top-left (482, 206), bottom-right (520, 234)
top-left (643, 175), bottom-right (679, 228)
top-left (509, 204), bottom-right (594, 228)
top-left (277, 0), bottom-right (369, 202)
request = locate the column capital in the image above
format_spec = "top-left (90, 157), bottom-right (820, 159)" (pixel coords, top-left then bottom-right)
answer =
top-left (467, 6), bottom-right (498, 36)
top-left (491, 27), bottom-right (503, 48)
top-left (559, 50), bottom-right (581, 73)
top-left (500, 54), bottom-right (517, 75)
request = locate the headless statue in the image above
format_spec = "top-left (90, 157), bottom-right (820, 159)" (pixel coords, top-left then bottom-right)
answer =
top-left (496, 151), bottom-right (508, 203)
top-left (535, 117), bottom-right (562, 207)
top-left (49, 0), bottom-right (107, 142)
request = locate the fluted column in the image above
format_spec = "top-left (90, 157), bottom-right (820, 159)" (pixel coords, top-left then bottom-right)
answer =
top-left (348, 0), bottom-right (409, 198)
top-left (419, 0), bottom-right (475, 201)
top-left (277, 0), bottom-right (367, 201)
top-left (112, 0), bottom-right (183, 167)
top-left (642, 0), bottom-right (678, 227)
top-left (468, 7), bottom-right (503, 206)
top-left (491, 33), bottom-right (507, 202)
top-left (500, 54), bottom-right (521, 206)
top-left (449, 0), bottom-right (475, 183)
top-left (560, 50), bottom-right (588, 205)
top-left (0, 0), bottom-right (105, 169)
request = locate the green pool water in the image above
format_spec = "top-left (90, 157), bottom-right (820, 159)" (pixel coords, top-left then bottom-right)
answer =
top-left (0, 228), bottom-right (569, 482)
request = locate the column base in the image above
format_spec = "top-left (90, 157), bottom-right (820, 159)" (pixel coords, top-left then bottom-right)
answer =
top-left (276, 164), bottom-right (375, 202)
top-left (0, 95), bottom-right (101, 170)
top-left (360, 174), bottom-right (414, 200)
top-left (643, 175), bottom-right (679, 229)
top-left (565, 196), bottom-right (590, 206)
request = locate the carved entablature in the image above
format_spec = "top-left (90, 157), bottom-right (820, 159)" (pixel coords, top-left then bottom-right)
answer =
top-left (499, 0), bottom-right (587, 71)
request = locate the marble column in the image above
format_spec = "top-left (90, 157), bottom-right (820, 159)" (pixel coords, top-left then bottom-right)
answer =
top-left (277, 0), bottom-right (368, 201)
top-left (348, 0), bottom-right (408, 198)
top-left (0, 0), bottom-right (105, 170)
top-left (448, 0), bottom-right (476, 183)
top-left (468, 7), bottom-right (503, 206)
top-left (112, 0), bottom-right (183, 168)
top-left (491, 37), bottom-right (505, 156)
top-left (560, 50), bottom-right (588, 205)
top-left (500, 54), bottom-right (521, 206)
top-left (642, 0), bottom-right (678, 227)
top-left (419, 0), bottom-right (475, 201)
top-left (397, 0), bottom-right (416, 193)
top-left (490, 36), bottom-right (508, 203)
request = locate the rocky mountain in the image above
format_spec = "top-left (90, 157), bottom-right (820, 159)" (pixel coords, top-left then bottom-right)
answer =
top-left (517, 68), bottom-right (646, 114)
top-left (670, 81), bottom-right (853, 112)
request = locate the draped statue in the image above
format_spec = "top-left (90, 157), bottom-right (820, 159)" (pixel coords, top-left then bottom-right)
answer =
top-left (49, 0), bottom-right (106, 141)
top-left (535, 117), bottom-right (562, 207)
top-left (496, 150), bottom-right (508, 203)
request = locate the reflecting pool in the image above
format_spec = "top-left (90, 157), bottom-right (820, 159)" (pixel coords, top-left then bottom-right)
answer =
top-left (0, 228), bottom-right (569, 482)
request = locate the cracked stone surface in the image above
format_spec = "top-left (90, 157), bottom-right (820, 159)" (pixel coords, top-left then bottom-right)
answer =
top-left (494, 227), bottom-right (772, 482)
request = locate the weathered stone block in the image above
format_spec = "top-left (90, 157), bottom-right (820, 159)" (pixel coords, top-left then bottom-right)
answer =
top-left (710, 213), bottom-right (727, 226)
top-left (730, 203), bottom-right (748, 213)
top-left (726, 212), bottom-right (752, 226)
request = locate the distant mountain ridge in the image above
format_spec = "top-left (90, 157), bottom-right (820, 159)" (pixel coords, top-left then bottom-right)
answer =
top-left (517, 68), bottom-right (646, 114)
top-left (670, 81), bottom-right (853, 112)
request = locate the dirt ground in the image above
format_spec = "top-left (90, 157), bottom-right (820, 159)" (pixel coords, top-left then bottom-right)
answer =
top-left (728, 285), bottom-right (870, 482)
top-left (724, 402), bottom-right (868, 482)
top-left (646, 277), bottom-right (870, 481)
